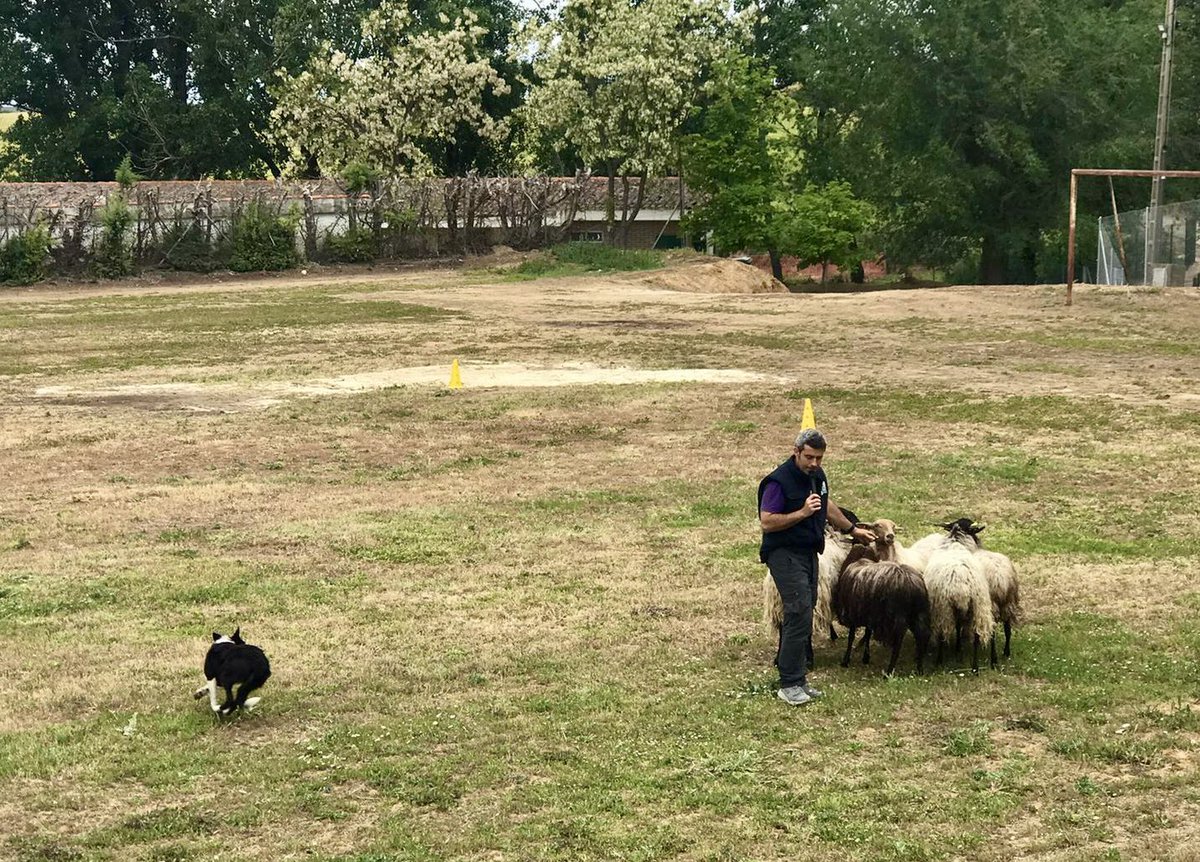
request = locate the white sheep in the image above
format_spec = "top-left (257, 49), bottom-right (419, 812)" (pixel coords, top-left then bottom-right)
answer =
top-left (941, 518), bottom-right (1023, 660)
top-left (899, 530), bottom-right (948, 572)
top-left (923, 527), bottom-right (994, 672)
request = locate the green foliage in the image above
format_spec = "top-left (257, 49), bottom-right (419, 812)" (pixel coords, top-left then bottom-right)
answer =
top-left (114, 154), bottom-right (141, 191)
top-left (93, 195), bottom-right (135, 279)
top-left (229, 204), bottom-right (300, 272)
top-left (781, 0), bottom-right (1160, 283)
top-left (550, 242), bottom-right (660, 270)
top-left (340, 162), bottom-right (380, 195)
top-left (323, 227), bottom-right (377, 263)
top-left (160, 223), bottom-right (229, 273)
top-left (682, 51), bottom-right (789, 255)
top-left (506, 242), bottom-right (663, 279)
top-left (778, 181), bottom-right (875, 272)
top-left (0, 224), bottom-right (51, 285)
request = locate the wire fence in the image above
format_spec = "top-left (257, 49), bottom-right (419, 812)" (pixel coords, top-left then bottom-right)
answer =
top-left (1097, 198), bottom-right (1200, 286)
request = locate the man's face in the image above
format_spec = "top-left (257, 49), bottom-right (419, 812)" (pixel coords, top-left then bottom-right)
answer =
top-left (793, 444), bottom-right (825, 474)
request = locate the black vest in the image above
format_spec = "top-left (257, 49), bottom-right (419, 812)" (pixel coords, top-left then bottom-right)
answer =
top-left (757, 457), bottom-right (828, 562)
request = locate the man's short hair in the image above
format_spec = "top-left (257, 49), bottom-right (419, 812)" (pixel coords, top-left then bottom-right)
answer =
top-left (794, 428), bottom-right (827, 450)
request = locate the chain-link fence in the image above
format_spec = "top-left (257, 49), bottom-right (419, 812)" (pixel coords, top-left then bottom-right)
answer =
top-left (1098, 198), bottom-right (1200, 286)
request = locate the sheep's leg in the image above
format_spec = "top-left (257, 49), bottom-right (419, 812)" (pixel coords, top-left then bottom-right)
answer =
top-left (841, 627), bottom-right (857, 668)
top-left (914, 629), bottom-right (928, 675)
top-left (829, 623), bottom-right (838, 642)
top-left (971, 634), bottom-right (980, 674)
top-left (885, 637), bottom-right (902, 677)
top-left (954, 624), bottom-right (964, 655)
top-left (1003, 622), bottom-right (1012, 658)
top-left (935, 636), bottom-right (945, 667)
top-left (861, 628), bottom-right (872, 665)
top-left (989, 632), bottom-right (998, 669)
top-left (806, 635), bottom-right (815, 669)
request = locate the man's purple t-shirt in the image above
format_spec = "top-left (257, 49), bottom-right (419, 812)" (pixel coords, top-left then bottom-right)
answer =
top-left (760, 481), bottom-right (786, 514)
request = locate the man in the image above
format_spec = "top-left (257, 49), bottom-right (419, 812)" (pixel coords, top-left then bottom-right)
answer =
top-left (758, 428), bottom-right (873, 706)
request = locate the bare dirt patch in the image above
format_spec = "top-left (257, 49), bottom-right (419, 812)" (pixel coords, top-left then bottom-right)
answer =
top-left (634, 255), bottom-right (788, 294)
top-left (33, 362), bottom-right (787, 412)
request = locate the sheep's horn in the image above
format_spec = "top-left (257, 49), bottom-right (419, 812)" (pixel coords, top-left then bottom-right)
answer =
top-left (969, 524), bottom-right (986, 534)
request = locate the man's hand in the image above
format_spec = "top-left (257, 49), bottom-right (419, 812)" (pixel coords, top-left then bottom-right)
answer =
top-left (850, 525), bottom-right (875, 544)
top-left (800, 493), bottom-right (822, 517)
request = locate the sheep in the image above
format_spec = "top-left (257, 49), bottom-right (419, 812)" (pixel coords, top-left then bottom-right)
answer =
top-left (831, 519), bottom-right (931, 675)
top-left (922, 524), bottom-right (994, 672)
top-left (899, 530), bottom-right (949, 572)
top-left (940, 518), bottom-right (1023, 660)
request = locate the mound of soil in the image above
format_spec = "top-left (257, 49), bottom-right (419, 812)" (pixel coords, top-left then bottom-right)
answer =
top-left (637, 257), bottom-right (788, 294)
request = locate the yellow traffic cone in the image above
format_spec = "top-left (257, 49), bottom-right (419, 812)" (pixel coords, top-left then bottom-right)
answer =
top-left (800, 398), bottom-right (816, 430)
top-left (448, 358), bottom-right (463, 390)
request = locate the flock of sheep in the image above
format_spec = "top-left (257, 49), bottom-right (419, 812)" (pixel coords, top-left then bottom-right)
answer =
top-left (764, 517), bottom-right (1023, 675)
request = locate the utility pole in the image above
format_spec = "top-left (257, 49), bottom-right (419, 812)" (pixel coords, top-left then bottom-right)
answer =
top-left (1147, 0), bottom-right (1178, 282)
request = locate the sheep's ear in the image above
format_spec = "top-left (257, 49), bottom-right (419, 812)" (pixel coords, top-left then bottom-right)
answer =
top-left (970, 524), bottom-right (986, 534)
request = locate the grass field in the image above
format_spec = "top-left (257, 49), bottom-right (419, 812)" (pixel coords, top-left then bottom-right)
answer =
top-left (1, 264), bottom-right (1199, 862)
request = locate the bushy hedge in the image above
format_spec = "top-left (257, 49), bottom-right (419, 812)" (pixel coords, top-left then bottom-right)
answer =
top-left (229, 204), bottom-right (300, 272)
top-left (160, 223), bottom-right (229, 273)
top-left (93, 195), bottom-right (135, 278)
top-left (549, 241), bottom-right (662, 271)
top-left (509, 242), bottom-right (664, 278)
top-left (0, 225), bottom-right (52, 285)
top-left (323, 227), bottom-right (376, 263)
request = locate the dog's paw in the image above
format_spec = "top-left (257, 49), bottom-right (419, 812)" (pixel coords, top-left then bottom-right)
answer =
top-left (193, 686), bottom-right (208, 700)
top-left (243, 697), bottom-right (261, 711)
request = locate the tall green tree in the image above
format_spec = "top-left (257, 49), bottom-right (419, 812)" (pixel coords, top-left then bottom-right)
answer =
top-left (751, 0), bottom-right (1162, 283)
top-left (0, 0), bottom-right (521, 180)
top-left (682, 51), bottom-right (794, 276)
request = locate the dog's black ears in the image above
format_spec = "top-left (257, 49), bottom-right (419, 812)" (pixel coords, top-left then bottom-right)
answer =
top-left (212, 631), bottom-right (223, 642)
top-left (232, 627), bottom-right (244, 643)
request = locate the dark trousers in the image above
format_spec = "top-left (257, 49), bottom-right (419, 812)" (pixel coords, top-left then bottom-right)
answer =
top-left (767, 547), bottom-right (818, 688)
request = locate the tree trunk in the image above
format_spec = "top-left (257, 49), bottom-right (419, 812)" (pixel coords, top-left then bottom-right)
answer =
top-left (769, 249), bottom-right (783, 282)
top-left (619, 175), bottom-right (631, 249)
top-left (979, 233), bottom-right (1006, 284)
top-left (605, 163), bottom-right (617, 246)
top-left (622, 172), bottom-right (647, 250)
top-left (820, 260), bottom-right (828, 283)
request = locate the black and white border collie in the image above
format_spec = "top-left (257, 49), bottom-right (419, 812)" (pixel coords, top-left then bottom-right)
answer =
top-left (193, 628), bottom-right (271, 715)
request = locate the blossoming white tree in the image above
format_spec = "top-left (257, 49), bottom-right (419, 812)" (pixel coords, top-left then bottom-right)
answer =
top-left (517, 0), bottom-right (738, 246)
top-left (271, 1), bottom-right (509, 177)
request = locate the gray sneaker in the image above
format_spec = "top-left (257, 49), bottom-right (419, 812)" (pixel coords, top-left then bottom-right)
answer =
top-left (777, 685), bottom-right (813, 706)
top-left (802, 683), bottom-right (824, 698)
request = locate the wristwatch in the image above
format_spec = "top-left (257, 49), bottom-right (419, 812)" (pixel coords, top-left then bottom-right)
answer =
top-left (840, 522), bottom-right (857, 535)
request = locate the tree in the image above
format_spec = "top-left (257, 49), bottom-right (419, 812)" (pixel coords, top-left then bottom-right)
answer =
top-left (518, 0), bottom-right (738, 246)
top-left (779, 181), bottom-right (874, 283)
top-left (739, 0), bottom-right (1164, 283)
top-left (682, 51), bottom-right (796, 278)
top-left (0, 0), bottom-right (519, 180)
top-left (270, 1), bottom-right (509, 177)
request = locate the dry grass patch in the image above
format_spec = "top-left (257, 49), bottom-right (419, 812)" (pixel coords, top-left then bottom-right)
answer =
top-left (2, 266), bottom-right (1200, 860)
